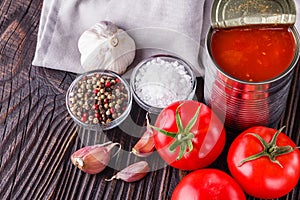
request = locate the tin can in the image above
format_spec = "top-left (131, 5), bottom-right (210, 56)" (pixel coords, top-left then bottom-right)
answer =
top-left (202, 0), bottom-right (300, 131)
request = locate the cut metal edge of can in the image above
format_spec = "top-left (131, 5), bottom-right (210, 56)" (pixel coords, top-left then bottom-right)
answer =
top-left (211, 0), bottom-right (297, 29)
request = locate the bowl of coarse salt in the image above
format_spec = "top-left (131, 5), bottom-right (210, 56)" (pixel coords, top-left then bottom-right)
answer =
top-left (130, 55), bottom-right (197, 114)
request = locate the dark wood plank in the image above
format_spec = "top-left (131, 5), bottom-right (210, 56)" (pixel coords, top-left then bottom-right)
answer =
top-left (0, 0), bottom-right (299, 200)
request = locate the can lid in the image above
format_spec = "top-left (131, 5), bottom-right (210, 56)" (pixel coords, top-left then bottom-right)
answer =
top-left (211, 0), bottom-right (296, 28)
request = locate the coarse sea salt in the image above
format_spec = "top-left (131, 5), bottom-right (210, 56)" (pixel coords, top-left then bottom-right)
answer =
top-left (134, 57), bottom-right (193, 108)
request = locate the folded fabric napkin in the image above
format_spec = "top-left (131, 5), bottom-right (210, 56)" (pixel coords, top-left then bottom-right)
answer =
top-left (32, 0), bottom-right (300, 77)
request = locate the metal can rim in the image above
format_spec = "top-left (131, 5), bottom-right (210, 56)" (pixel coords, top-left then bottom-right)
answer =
top-left (211, 0), bottom-right (297, 29)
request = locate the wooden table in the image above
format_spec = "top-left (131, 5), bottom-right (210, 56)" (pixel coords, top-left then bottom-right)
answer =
top-left (1, 1), bottom-right (299, 199)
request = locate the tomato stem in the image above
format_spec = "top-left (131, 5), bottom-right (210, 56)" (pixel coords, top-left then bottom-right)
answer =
top-left (238, 126), bottom-right (295, 168)
top-left (152, 102), bottom-right (202, 160)
top-left (176, 103), bottom-right (184, 133)
top-left (151, 126), bottom-right (177, 138)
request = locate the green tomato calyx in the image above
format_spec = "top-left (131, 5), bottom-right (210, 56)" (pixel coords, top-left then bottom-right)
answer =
top-left (151, 102), bottom-right (201, 160)
top-left (238, 126), bottom-right (296, 168)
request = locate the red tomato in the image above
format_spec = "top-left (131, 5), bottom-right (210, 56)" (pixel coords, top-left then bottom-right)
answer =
top-left (172, 169), bottom-right (246, 200)
top-left (227, 126), bottom-right (300, 199)
top-left (153, 100), bottom-right (226, 170)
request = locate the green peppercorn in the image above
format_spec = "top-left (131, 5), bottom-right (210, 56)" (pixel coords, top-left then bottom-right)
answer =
top-left (87, 79), bottom-right (92, 84)
top-left (86, 84), bottom-right (92, 90)
top-left (117, 99), bottom-right (122, 104)
top-left (115, 104), bottom-right (120, 110)
top-left (93, 118), bottom-right (99, 124)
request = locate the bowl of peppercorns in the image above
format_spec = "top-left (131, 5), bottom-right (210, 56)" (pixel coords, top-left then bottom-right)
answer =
top-left (66, 70), bottom-right (132, 131)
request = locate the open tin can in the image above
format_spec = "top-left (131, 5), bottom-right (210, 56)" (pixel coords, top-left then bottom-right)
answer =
top-left (202, 0), bottom-right (300, 131)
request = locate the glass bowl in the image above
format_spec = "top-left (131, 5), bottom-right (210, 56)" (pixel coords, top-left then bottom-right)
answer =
top-left (130, 55), bottom-right (197, 115)
top-left (66, 70), bottom-right (132, 131)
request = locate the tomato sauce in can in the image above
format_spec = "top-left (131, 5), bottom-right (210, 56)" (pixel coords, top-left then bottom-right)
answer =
top-left (211, 27), bottom-right (296, 82)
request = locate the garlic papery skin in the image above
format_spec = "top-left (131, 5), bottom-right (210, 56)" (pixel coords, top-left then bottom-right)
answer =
top-left (78, 21), bottom-right (136, 74)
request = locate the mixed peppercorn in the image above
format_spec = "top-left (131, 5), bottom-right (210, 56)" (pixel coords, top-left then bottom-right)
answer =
top-left (68, 73), bottom-right (129, 125)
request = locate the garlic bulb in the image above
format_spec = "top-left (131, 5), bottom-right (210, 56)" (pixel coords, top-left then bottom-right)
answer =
top-left (78, 21), bottom-right (136, 74)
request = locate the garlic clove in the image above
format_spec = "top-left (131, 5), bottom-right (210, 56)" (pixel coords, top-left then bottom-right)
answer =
top-left (105, 161), bottom-right (150, 182)
top-left (131, 132), bottom-right (155, 157)
top-left (70, 142), bottom-right (121, 174)
top-left (131, 113), bottom-right (155, 157)
top-left (78, 21), bottom-right (136, 74)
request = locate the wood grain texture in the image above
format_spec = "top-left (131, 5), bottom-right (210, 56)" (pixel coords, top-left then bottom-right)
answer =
top-left (0, 0), bottom-right (299, 200)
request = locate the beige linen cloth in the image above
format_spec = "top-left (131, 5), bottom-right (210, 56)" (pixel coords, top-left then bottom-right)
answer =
top-left (32, 0), bottom-right (300, 76)
top-left (32, 0), bottom-right (214, 76)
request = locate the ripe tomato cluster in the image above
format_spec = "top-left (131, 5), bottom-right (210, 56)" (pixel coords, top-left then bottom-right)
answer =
top-left (151, 100), bottom-right (300, 200)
